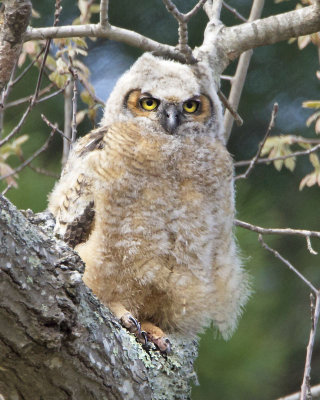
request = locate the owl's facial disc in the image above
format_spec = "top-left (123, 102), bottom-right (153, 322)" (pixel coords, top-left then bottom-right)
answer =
top-left (125, 89), bottom-right (213, 135)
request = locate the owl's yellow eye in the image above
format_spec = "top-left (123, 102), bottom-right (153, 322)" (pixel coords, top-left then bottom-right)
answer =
top-left (183, 100), bottom-right (199, 113)
top-left (140, 98), bottom-right (159, 111)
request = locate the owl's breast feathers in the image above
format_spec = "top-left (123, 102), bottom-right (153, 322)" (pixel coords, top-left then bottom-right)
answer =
top-left (49, 121), bottom-right (232, 251)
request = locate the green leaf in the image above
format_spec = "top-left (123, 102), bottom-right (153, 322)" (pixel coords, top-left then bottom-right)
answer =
top-left (90, 4), bottom-right (101, 13)
top-left (302, 101), bottom-right (320, 109)
top-left (49, 71), bottom-right (68, 89)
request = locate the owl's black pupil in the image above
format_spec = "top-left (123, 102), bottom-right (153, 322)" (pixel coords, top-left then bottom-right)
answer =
top-left (146, 99), bottom-right (153, 106)
top-left (187, 102), bottom-right (193, 108)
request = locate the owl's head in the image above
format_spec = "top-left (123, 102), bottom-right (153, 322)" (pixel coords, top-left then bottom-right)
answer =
top-left (101, 53), bottom-right (224, 142)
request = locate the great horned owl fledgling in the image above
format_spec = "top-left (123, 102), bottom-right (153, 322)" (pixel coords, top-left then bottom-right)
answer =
top-left (48, 53), bottom-right (249, 353)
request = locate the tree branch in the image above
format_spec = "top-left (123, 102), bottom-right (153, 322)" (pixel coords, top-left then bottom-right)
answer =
top-left (24, 24), bottom-right (186, 63)
top-left (277, 384), bottom-right (320, 400)
top-left (220, 4), bottom-right (320, 63)
top-left (99, 0), bottom-right (109, 27)
top-left (235, 219), bottom-right (320, 240)
top-left (0, 195), bottom-right (198, 400)
top-left (223, 0), bottom-right (264, 140)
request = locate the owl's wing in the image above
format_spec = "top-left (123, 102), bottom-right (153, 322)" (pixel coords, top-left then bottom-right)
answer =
top-left (48, 127), bottom-right (107, 248)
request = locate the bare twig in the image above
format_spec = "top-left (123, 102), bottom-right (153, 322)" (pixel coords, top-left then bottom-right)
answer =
top-left (300, 293), bottom-right (320, 400)
top-left (0, 129), bottom-right (56, 180)
top-left (62, 81), bottom-right (73, 164)
top-left (31, 39), bottom-right (51, 105)
top-left (236, 219), bottom-right (320, 240)
top-left (0, 101), bottom-right (33, 147)
top-left (306, 236), bottom-right (318, 255)
top-left (41, 114), bottom-right (71, 143)
top-left (218, 90), bottom-right (243, 126)
top-left (235, 143), bottom-right (320, 168)
top-left (99, 0), bottom-right (109, 27)
top-left (1, 184), bottom-right (13, 196)
top-left (162, 0), bottom-right (206, 62)
top-left (21, 162), bottom-right (59, 179)
top-left (37, 82), bottom-right (69, 104)
top-left (258, 235), bottom-right (317, 294)
top-left (236, 103), bottom-right (278, 180)
top-left (222, 1), bottom-right (247, 22)
top-left (79, 77), bottom-right (104, 105)
top-left (4, 83), bottom-right (56, 108)
top-left (277, 384), bottom-right (320, 400)
top-left (68, 63), bottom-right (78, 143)
top-left (11, 46), bottom-right (45, 87)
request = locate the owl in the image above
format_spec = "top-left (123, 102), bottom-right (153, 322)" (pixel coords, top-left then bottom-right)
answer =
top-left (48, 53), bottom-right (249, 353)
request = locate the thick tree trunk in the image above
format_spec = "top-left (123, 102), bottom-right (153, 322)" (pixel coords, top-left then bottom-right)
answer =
top-left (0, 195), bottom-right (198, 400)
top-left (0, 0), bottom-right (32, 92)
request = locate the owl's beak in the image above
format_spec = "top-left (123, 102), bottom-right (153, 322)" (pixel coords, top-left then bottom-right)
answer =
top-left (159, 104), bottom-right (181, 134)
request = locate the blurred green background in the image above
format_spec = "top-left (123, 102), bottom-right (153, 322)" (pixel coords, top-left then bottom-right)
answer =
top-left (1, 1), bottom-right (320, 399)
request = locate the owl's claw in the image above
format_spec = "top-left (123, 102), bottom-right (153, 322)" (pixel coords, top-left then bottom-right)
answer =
top-left (120, 313), bottom-right (149, 347)
top-left (120, 313), bottom-right (171, 354)
top-left (128, 315), bottom-right (142, 336)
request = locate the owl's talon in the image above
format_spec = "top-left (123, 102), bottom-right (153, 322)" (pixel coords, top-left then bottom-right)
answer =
top-left (128, 315), bottom-right (141, 335)
top-left (140, 330), bottom-right (148, 346)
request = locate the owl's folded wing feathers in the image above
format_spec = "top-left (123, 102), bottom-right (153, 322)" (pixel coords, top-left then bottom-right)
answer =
top-left (48, 127), bottom-right (107, 248)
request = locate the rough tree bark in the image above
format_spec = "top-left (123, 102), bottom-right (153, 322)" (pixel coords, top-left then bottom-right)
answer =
top-left (0, 195), bottom-right (198, 400)
top-left (0, 0), bottom-right (32, 92)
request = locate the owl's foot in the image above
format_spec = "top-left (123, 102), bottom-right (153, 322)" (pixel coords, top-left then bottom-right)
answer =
top-left (120, 313), bottom-right (151, 348)
top-left (141, 321), bottom-right (172, 354)
top-left (109, 302), bottom-right (171, 354)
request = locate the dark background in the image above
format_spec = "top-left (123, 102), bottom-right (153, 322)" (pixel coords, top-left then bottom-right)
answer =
top-left (1, 1), bottom-right (320, 399)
